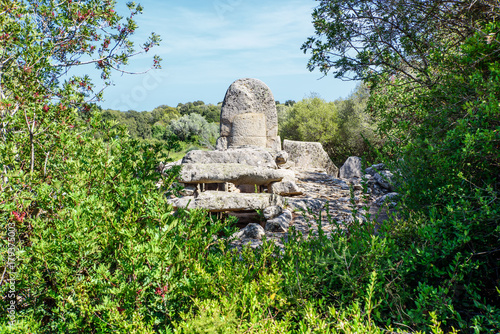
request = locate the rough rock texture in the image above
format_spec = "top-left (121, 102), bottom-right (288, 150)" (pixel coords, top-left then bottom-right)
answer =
top-left (267, 136), bottom-right (282, 152)
top-left (375, 192), bottom-right (399, 207)
top-left (374, 170), bottom-right (395, 191)
top-left (167, 191), bottom-right (283, 212)
top-left (268, 180), bottom-right (303, 196)
top-left (218, 78), bottom-right (279, 150)
top-left (263, 205), bottom-right (282, 220)
top-left (230, 169), bottom-right (399, 250)
top-left (179, 184), bottom-right (197, 196)
top-left (283, 140), bottom-right (339, 177)
top-left (215, 137), bottom-right (228, 151)
top-left (365, 163), bottom-right (386, 176)
top-left (157, 159), bottom-right (182, 173)
top-left (278, 161), bottom-right (295, 170)
top-left (339, 156), bottom-right (363, 179)
top-left (229, 113), bottom-right (267, 147)
top-left (179, 163), bottom-right (293, 185)
top-left (182, 148), bottom-right (277, 169)
top-left (265, 210), bottom-right (292, 232)
top-left (275, 150), bottom-right (288, 165)
top-left (232, 223), bottom-right (266, 240)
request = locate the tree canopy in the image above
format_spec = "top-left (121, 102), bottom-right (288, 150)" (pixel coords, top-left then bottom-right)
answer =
top-left (303, 0), bottom-right (500, 330)
top-left (302, 0), bottom-right (499, 85)
top-left (0, 0), bottom-right (161, 177)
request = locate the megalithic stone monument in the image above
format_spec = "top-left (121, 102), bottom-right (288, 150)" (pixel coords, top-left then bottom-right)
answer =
top-left (216, 78), bottom-right (281, 151)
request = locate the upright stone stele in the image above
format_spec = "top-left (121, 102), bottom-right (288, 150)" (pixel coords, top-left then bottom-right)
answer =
top-left (217, 78), bottom-right (281, 151)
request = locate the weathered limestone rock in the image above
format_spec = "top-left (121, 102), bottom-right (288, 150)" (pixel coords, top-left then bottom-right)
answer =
top-left (226, 182), bottom-right (240, 193)
top-left (274, 150), bottom-right (288, 165)
top-left (229, 113), bottom-right (267, 148)
top-left (283, 140), bottom-right (339, 177)
top-left (265, 210), bottom-right (292, 232)
top-left (218, 78), bottom-right (279, 150)
top-left (339, 156), bottom-right (363, 179)
top-left (278, 160), bottom-right (295, 170)
top-left (374, 170), bottom-right (394, 191)
top-left (179, 184), bottom-right (197, 196)
top-left (268, 136), bottom-right (282, 152)
top-left (375, 192), bottom-right (399, 207)
top-left (263, 205), bottom-right (283, 220)
top-left (167, 191), bottom-right (283, 212)
top-left (157, 159), bottom-right (182, 174)
top-left (215, 137), bottom-right (228, 151)
top-left (268, 180), bottom-right (303, 196)
top-left (232, 223), bottom-right (266, 240)
top-left (365, 163), bottom-right (386, 176)
top-left (182, 148), bottom-right (277, 169)
top-left (179, 163), bottom-right (293, 185)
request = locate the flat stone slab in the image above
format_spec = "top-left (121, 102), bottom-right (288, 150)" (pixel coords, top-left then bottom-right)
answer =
top-left (168, 191), bottom-right (284, 212)
top-left (179, 163), bottom-right (293, 185)
top-left (182, 147), bottom-right (277, 169)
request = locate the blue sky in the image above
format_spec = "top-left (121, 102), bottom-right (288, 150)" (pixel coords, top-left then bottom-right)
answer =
top-left (94, 0), bottom-right (358, 111)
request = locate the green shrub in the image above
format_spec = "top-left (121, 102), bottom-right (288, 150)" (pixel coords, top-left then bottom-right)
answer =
top-left (169, 113), bottom-right (218, 148)
top-left (279, 86), bottom-right (380, 166)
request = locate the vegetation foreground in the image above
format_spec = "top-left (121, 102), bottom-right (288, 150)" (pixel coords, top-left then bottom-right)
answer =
top-left (1, 0), bottom-right (499, 333)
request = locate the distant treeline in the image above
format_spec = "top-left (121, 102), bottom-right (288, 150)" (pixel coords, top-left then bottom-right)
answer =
top-left (101, 101), bottom-right (221, 144)
top-left (101, 85), bottom-right (379, 165)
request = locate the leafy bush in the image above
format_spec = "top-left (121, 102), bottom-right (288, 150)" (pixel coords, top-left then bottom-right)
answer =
top-left (369, 21), bottom-right (500, 330)
top-left (177, 101), bottom-right (221, 123)
top-left (279, 85), bottom-right (380, 165)
top-left (279, 95), bottom-right (340, 151)
top-left (169, 113), bottom-right (219, 148)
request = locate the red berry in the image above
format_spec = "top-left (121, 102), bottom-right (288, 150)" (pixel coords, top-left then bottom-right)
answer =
top-left (12, 211), bottom-right (26, 223)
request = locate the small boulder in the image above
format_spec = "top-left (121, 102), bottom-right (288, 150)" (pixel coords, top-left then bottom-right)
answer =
top-left (157, 159), bottom-right (182, 174)
top-left (265, 210), bottom-right (292, 232)
top-left (215, 137), bottom-right (228, 151)
top-left (263, 205), bottom-right (283, 220)
top-left (243, 223), bottom-right (266, 239)
top-left (375, 192), bottom-right (399, 207)
top-left (339, 156), bottom-right (363, 179)
top-left (179, 184), bottom-right (197, 196)
top-left (365, 163), bottom-right (386, 176)
top-left (275, 150), bottom-right (289, 165)
top-left (233, 223), bottom-right (266, 240)
top-left (268, 180), bottom-right (303, 196)
top-left (374, 170), bottom-right (394, 191)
